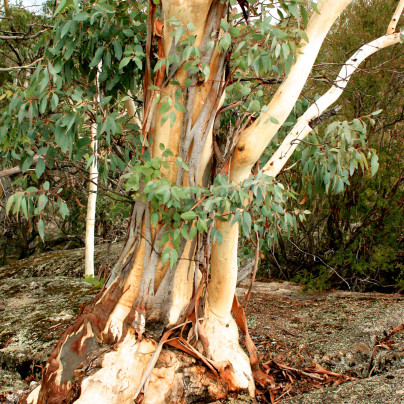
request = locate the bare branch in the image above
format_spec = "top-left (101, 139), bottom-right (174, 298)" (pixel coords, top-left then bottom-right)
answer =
top-left (387, 0), bottom-right (404, 34)
top-left (0, 57), bottom-right (43, 71)
top-left (0, 28), bottom-right (49, 40)
top-left (0, 155), bottom-right (40, 178)
top-left (308, 105), bottom-right (342, 128)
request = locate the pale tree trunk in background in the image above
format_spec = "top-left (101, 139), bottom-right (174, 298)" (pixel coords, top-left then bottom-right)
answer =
top-left (28, 1), bottom-right (404, 403)
top-left (84, 65), bottom-right (101, 276)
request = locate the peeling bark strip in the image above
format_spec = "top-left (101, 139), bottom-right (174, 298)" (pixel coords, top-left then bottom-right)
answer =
top-left (28, 0), bottom-right (404, 403)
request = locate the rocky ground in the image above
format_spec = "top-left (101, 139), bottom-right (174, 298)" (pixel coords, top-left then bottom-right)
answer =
top-left (237, 282), bottom-right (404, 402)
top-left (0, 244), bottom-right (403, 403)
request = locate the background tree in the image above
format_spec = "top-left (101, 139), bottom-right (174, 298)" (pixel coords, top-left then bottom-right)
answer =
top-left (0, 1), bottom-right (132, 262)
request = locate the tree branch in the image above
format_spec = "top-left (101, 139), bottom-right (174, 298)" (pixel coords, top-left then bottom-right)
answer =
top-left (308, 105), bottom-right (342, 129)
top-left (387, 0), bottom-right (404, 34)
top-left (0, 155), bottom-right (40, 178)
top-left (230, 0), bottom-right (354, 184)
top-left (262, 33), bottom-right (402, 178)
top-left (0, 57), bottom-right (43, 71)
top-left (0, 28), bottom-right (49, 40)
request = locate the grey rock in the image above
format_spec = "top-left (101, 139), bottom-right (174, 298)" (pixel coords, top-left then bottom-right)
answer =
top-left (282, 369), bottom-right (404, 404)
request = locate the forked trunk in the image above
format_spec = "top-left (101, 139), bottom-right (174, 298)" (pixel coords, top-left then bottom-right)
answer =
top-left (30, 1), bottom-right (253, 403)
top-left (26, 0), bottom-right (360, 402)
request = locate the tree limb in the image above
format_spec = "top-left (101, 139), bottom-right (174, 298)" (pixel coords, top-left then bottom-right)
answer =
top-left (0, 155), bottom-right (40, 178)
top-left (262, 32), bottom-right (402, 178)
top-left (0, 57), bottom-right (43, 71)
top-left (387, 0), bottom-right (404, 34)
top-left (308, 105), bottom-right (342, 129)
top-left (0, 28), bottom-right (49, 40)
top-left (230, 0), bottom-right (354, 184)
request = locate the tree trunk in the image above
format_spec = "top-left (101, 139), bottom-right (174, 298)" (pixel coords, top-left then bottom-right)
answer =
top-left (27, 0), bottom-right (363, 402)
top-left (85, 63), bottom-right (101, 277)
top-left (30, 2), bottom-right (248, 402)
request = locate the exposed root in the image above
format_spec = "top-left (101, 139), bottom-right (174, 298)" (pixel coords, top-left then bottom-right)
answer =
top-left (74, 331), bottom-right (156, 404)
top-left (27, 330), bottom-right (230, 404)
top-left (201, 303), bottom-right (255, 397)
top-left (103, 312), bottom-right (125, 341)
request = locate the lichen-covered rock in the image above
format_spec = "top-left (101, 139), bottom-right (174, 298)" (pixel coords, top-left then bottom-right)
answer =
top-left (0, 276), bottom-right (99, 388)
top-left (0, 369), bottom-right (27, 392)
top-left (282, 369), bottom-right (404, 404)
top-left (0, 243), bottom-right (403, 404)
top-left (0, 242), bottom-right (123, 280)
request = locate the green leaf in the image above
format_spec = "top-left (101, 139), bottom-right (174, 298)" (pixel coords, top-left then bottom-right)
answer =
top-left (197, 218), bottom-right (208, 233)
top-left (174, 26), bottom-right (186, 44)
top-left (119, 57), bottom-right (131, 70)
top-left (54, 0), bottom-right (69, 15)
top-left (22, 156), bottom-right (33, 173)
top-left (38, 219), bottom-right (45, 241)
top-left (243, 211), bottom-right (251, 230)
top-left (35, 158), bottom-right (45, 179)
top-left (58, 200), bottom-right (70, 218)
top-left (189, 226), bottom-right (198, 239)
top-left (174, 102), bottom-right (186, 112)
top-left (159, 102), bottom-right (171, 114)
top-left (37, 194), bottom-right (48, 212)
top-left (39, 95), bottom-right (48, 114)
top-left (151, 212), bottom-right (159, 227)
top-left (170, 111), bottom-right (176, 127)
top-left (333, 177), bottom-right (344, 194)
top-left (271, 204), bottom-right (284, 214)
top-left (6, 194), bottom-right (16, 215)
top-left (181, 211), bottom-right (197, 221)
top-left (74, 12), bottom-right (88, 21)
top-left (113, 40), bottom-right (123, 60)
top-left (220, 32), bottom-right (231, 51)
top-left (89, 47), bottom-right (104, 68)
top-left (51, 93), bottom-right (59, 111)
top-left (350, 119), bottom-right (363, 132)
top-left (169, 248), bottom-right (178, 268)
top-left (311, 1), bottom-right (320, 14)
top-left (370, 153), bottom-right (379, 176)
top-left (21, 197), bottom-right (28, 219)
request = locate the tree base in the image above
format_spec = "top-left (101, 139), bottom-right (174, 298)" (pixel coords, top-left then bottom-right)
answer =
top-left (26, 329), bottom-right (243, 404)
top-left (201, 306), bottom-right (255, 397)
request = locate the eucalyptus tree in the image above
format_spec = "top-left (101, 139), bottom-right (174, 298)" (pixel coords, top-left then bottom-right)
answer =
top-left (2, 0), bottom-right (401, 402)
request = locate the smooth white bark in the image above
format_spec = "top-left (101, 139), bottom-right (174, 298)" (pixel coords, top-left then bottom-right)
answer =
top-left (387, 0), bottom-right (404, 34)
top-left (230, 0), bottom-right (353, 184)
top-left (84, 65), bottom-right (101, 276)
top-left (207, 0), bottom-right (353, 328)
top-left (262, 32), bottom-right (402, 178)
top-left (124, 95), bottom-right (142, 126)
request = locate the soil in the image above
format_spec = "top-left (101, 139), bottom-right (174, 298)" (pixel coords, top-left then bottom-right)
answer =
top-left (0, 244), bottom-right (403, 403)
